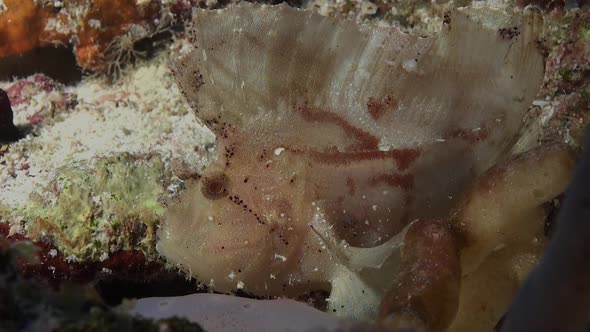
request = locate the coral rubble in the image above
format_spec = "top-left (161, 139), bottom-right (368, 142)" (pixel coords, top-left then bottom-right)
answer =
top-left (0, 54), bottom-right (214, 263)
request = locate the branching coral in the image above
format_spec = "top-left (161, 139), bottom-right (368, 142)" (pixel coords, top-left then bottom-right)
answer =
top-left (101, 13), bottom-right (175, 78)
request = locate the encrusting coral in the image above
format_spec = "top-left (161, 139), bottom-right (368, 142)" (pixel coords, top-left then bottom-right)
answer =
top-left (16, 154), bottom-right (166, 261)
top-left (0, 0), bottom-right (197, 73)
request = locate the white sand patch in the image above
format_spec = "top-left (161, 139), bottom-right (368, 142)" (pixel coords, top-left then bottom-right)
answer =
top-left (0, 52), bottom-right (214, 212)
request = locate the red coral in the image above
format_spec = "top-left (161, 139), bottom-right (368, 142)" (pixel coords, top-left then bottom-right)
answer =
top-left (0, 223), bottom-right (164, 286)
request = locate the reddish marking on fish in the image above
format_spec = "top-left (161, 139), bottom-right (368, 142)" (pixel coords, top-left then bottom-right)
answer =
top-left (295, 103), bottom-right (379, 150)
top-left (369, 173), bottom-right (415, 190)
top-left (367, 95), bottom-right (396, 120)
top-left (303, 149), bottom-right (421, 172)
top-left (444, 127), bottom-right (488, 144)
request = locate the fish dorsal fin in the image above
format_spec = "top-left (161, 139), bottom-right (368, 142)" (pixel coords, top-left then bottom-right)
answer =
top-left (172, 2), bottom-right (543, 158)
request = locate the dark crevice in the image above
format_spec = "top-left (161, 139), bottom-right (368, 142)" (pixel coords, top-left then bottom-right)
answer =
top-left (95, 274), bottom-right (204, 306)
top-left (0, 46), bottom-right (83, 85)
top-left (544, 194), bottom-right (564, 238)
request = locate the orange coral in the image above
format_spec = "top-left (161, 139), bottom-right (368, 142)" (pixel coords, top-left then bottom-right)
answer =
top-left (0, 0), bottom-right (56, 57)
top-left (74, 0), bottom-right (160, 71)
top-left (0, 0), bottom-right (165, 72)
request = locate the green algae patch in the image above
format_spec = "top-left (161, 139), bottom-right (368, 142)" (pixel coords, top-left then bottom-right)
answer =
top-left (15, 154), bottom-right (167, 262)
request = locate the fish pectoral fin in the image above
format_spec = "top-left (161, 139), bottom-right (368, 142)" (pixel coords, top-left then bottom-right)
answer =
top-left (310, 215), bottom-right (414, 272)
top-left (328, 266), bottom-right (383, 321)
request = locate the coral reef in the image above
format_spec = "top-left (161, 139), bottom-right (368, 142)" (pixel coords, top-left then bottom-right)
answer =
top-left (0, 0), bottom-right (199, 73)
top-left (516, 0), bottom-right (590, 10)
top-left (305, 0), bottom-right (474, 34)
top-left (14, 154), bottom-right (166, 260)
top-left (0, 236), bottom-right (204, 331)
top-left (0, 0), bottom-right (588, 331)
top-left (537, 9), bottom-right (590, 147)
top-left (0, 0), bottom-right (520, 76)
top-left (0, 54), bottom-right (214, 264)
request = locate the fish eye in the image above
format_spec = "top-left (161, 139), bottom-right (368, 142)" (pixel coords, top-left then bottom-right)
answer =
top-left (201, 173), bottom-right (230, 200)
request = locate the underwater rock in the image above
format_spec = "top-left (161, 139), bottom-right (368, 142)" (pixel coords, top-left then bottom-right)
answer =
top-left (515, 0), bottom-right (564, 9)
top-left (0, 89), bottom-right (20, 143)
top-left (0, 54), bottom-right (213, 265)
top-left (6, 74), bottom-right (59, 106)
top-left (161, 1), bottom-right (545, 321)
top-left (0, 223), bottom-right (164, 284)
top-left (536, 9), bottom-right (590, 148)
top-left (0, 235), bottom-right (205, 331)
top-left (4, 74), bottom-right (76, 126)
top-left (17, 154), bottom-right (166, 261)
